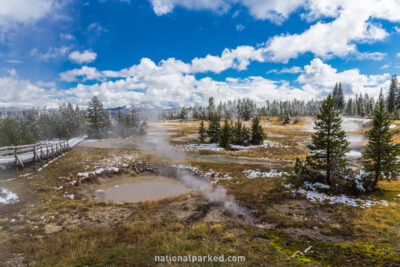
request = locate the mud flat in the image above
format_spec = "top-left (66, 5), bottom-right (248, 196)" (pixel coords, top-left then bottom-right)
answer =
top-left (95, 175), bottom-right (192, 203)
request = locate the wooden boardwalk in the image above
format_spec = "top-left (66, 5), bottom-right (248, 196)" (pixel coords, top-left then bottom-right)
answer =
top-left (0, 141), bottom-right (71, 172)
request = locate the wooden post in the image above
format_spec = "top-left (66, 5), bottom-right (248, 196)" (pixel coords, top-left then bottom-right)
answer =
top-left (40, 146), bottom-right (44, 166)
top-left (33, 145), bottom-right (36, 170)
top-left (14, 147), bottom-right (18, 175)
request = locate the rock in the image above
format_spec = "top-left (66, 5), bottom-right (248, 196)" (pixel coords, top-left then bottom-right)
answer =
top-left (44, 224), bottom-right (62, 234)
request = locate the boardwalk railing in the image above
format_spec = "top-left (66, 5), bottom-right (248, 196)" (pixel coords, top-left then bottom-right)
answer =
top-left (0, 140), bottom-right (70, 172)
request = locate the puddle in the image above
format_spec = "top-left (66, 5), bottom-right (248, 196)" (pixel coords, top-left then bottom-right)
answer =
top-left (95, 176), bottom-right (192, 203)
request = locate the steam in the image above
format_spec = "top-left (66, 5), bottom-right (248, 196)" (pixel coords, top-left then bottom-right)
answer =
top-left (137, 123), bottom-right (251, 220)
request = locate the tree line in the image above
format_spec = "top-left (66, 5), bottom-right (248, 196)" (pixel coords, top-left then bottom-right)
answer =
top-left (0, 96), bottom-right (145, 146)
top-left (170, 75), bottom-right (400, 122)
top-left (0, 103), bottom-right (85, 146)
top-left (198, 114), bottom-right (266, 148)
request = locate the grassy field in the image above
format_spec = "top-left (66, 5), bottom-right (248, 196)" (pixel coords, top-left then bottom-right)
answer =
top-left (1, 117), bottom-right (400, 266)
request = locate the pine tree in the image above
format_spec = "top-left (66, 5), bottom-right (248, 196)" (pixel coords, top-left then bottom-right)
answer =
top-left (332, 83), bottom-right (339, 109)
top-left (363, 99), bottom-right (400, 189)
top-left (207, 114), bottom-right (221, 143)
top-left (337, 83), bottom-right (345, 112)
top-left (207, 97), bottom-right (216, 119)
top-left (387, 75), bottom-right (397, 113)
top-left (219, 119), bottom-right (232, 148)
top-left (282, 111), bottom-right (291, 125)
top-left (232, 120), bottom-right (243, 145)
top-left (198, 120), bottom-right (207, 143)
top-left (87, 96), bottom-right (106, 139)
top-left (250, 116), bottom-right (266, 145)
top-left (307, 95), bottom-right (349, 185)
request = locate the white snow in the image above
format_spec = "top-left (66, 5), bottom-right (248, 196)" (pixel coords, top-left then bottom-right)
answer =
top-left (243, 169), bottom-right (287, 178)
top-left (303, 181), bottom-right (330, 190)
top-left (0, 187), bottom-right (19, 204)
top-left (68, 136), bottom-right (87, 147)
top-left (184, 140), bottom-right (283, 152)
top-left (77, 166), bottom-right (120, 179)
top-left (295, 185), bottom-right (387, 208)
top-left (64, 193), bottom-right (75, 200)
top-left (184, 143), bottom-right (224, 151)
top-left (346, 150), bottom-right (362, 158)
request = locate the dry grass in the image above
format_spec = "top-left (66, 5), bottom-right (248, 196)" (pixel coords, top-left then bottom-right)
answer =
top-left (2, 119), bottom-right (400, 265)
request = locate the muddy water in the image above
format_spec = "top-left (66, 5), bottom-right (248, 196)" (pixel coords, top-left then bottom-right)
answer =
top-left (95, 175), bottom-right (192, 203)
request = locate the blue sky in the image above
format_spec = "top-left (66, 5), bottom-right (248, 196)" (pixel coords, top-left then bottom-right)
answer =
top-left (1, 0), bottom-right (400, 107)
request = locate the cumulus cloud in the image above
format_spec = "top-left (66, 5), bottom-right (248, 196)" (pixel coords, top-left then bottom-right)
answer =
top-left (297, 58), bottom-right (390, 98)
top-left (148, 0), bottom-right (400, 62)
top-left (0, 75), bottom-right (58, 107)
top-left (68, 50), bottom-right (97, 64)
top-left (52, 57), bottom-right (390, 108)
top-left (59, 66), bottom-right (103, 82)
top-left (264, 0), bottom-right (400, 62)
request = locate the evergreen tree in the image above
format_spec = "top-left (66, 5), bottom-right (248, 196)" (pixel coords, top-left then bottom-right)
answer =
top-left (180, 107), bottom-right (188, 121)
top-left (219, 119), bottom-right (232, 148)
top-left (207, 114), bottom-right (221, 143)
top-left (332, 83), bottom-right (339, 109)
top-left (363, 99), bottom-right (400, 189)
top-left (250, 116), bottom-right (266, 145)
top-left (337, 83), bottom-right (345, 112)
top-left (87, 96), bottom-right (106, 139)
top-left (387, 75), bottom-right (397, 113)
top-left (198, 120), bottom-right (207, 143)
top-left (282, 111), bottom-right (291, 125)
top-left (232, 120), bottom-right (243, 145)
top-left (307, 95), bottom-right (349, 185)
top-left (207, 97), bottom-right (216, 119)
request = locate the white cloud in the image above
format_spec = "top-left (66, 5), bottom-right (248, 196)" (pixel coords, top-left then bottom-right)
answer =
top-left (53, 57), bottom-right (391, 108)
top-left (0, 75), bottom-right (58, 107)
top-left (380, 64), bottom-right (390, 69)
top-left (297, 58), bottom-right (390, 98)
top-left (5, 59), bottom-right (22, 64)
top-left (236, 24), bottom-right (245, 31)
top-left (148, 0), bottom-right (400, 62)
top-left (68, 50), bottom-right (97, 64)
top-left (31, 46), bottom-right (71, 61)
top-left (263, 0), bottom-right (400, 62)
top-left (267, 66), bottom-right (302, 74)
top-left (59, 66), bottom-right (103, 82)
top-left (0, 0), bottom-right (54, 30)
top-left (397, 52), bottom-right (400, 57)
top-left (355, 52), bottom-right (386, 61)
top-left (190, 46), bottom-right (264, 73)
top-left (149, 0), bottom-right (305, 23)
top-left (87, 22), bottom-right (108, 34)
top-left (60, 33), bottom-right (75, 40)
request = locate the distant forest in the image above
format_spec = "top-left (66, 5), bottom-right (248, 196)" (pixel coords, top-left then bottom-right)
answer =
top-left (164, 75), bottom-right (400, 121)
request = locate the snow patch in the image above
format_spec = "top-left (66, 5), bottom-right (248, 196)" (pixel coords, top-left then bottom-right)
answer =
top-left (184, 140), bottom-right (284, 152)
top-left (295, 186), bottom-right (387, 208)
top-left (77, 166), bottom-right (120, 179)
top-left (0, 187), bottom-right (19, 204)
top-left (346, 150), bottom-right (362, 158)
top-left (243, 169), bottom-right (287, 178)
top-left (64, 193), bottom-right (75, 200)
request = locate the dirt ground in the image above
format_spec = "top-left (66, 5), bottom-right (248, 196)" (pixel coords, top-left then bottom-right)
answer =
top-left (0, 118), bottom-right (400, 266)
